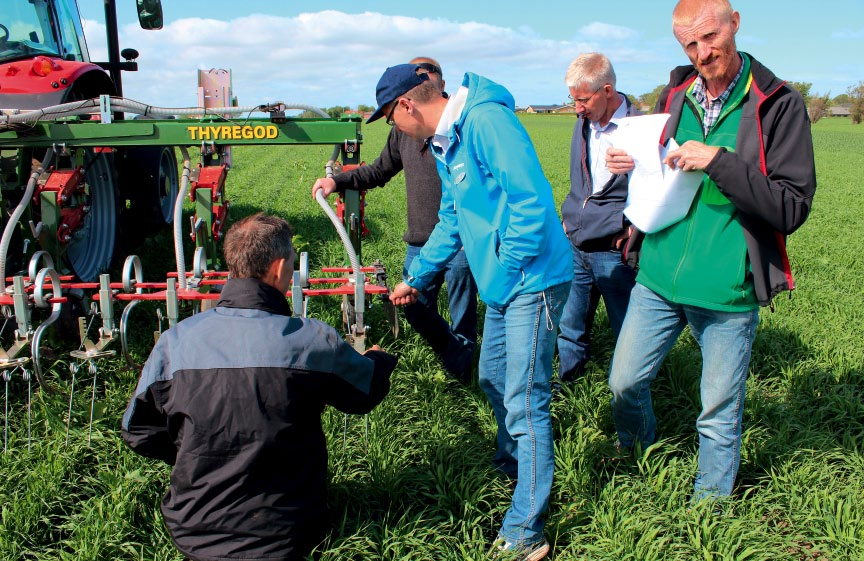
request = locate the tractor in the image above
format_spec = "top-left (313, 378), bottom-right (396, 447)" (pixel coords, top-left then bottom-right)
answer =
top-left (0, 0), bottom-right (176, 281)
top-left (0, 0), bottom-right (386, 376)
top-left (0, 1), bottom-right (393, 445)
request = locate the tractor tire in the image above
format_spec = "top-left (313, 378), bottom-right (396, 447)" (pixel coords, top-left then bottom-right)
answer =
top-left (120, 145), bottom-right (179, 241)
top-left (64, 148), bottom-right (119, 282)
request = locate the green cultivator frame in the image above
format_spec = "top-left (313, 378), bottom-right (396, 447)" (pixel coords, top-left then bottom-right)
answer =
top-left (0, 97), bottom-right (395, 448)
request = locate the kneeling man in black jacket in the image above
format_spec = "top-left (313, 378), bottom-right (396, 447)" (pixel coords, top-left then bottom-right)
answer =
top-left (122, 213), bottom-right (398, 561)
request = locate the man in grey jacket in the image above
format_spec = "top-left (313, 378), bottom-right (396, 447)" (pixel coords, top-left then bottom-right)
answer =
top-left (311, 57), bottom-right (478, 384)
top-left (557, 53), bottom-right (638, 385)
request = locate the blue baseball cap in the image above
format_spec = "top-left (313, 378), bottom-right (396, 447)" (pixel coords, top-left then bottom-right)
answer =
top-left (367, 64), bottom-right (430, 124)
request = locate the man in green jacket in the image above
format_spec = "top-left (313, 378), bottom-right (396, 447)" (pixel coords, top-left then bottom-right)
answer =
top-left (606, 0), bottom-right (816, 502)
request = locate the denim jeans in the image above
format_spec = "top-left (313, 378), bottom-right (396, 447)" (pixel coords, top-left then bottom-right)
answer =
top-left (557, 246), bottom-right (636, 381)
top-left (478, 282), bottom-right (569, 546)
top-left (608, 283), bottom-right (759, 498)
top-left (403, 244), bottom-right (478, 376)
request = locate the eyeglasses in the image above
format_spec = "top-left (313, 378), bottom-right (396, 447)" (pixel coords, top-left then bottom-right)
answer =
top-left (415, 62), bottom-right (442, 76)
top-left (385, 100), bottom-right (399, 126)
top-left (568, 85), bottom-right (604, 105)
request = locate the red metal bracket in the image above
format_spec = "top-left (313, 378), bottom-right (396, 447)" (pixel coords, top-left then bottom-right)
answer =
top-left (190, 164), bottom-right (228, 203)
top-left (36, 168), bottom-right (85, 206)
top-left (57, 207), bottom-right (87, 244)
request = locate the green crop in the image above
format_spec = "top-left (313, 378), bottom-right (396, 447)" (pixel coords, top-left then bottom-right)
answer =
top-left (0, 116), bottom-right (861, 560)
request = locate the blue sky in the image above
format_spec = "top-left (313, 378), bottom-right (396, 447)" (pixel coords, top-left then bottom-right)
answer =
top-left (75, 0), bottom-right (864, 110)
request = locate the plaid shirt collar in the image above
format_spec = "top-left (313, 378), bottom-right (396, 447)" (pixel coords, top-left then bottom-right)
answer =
top-left (691, 53), bottom-right (744, 134)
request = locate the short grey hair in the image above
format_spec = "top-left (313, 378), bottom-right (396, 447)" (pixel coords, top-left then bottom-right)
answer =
top-left (223, 213), bottom-right (294, 279)
top-left (564, 53), bottom-right (616, 91)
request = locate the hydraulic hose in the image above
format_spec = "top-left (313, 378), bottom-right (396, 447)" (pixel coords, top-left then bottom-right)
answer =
top-left (315, 189), bottom-right (364, 336)
top-left (1, 98), bottom-right (330, 126)
top-left (315, 190), bottom-right (361, 276)
top-left (174, 147), bottom-right (192, 290)
top-left (0, 150), bottom-right (54, 291)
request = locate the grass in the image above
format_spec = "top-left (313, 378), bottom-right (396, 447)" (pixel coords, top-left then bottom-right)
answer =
top-left (0, 116), bottom-right (862, 560)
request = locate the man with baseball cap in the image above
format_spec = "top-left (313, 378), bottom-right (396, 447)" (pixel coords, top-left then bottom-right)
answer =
top-left (312, 58), bottom-right (478, 385)
top-left (377, 63), bottom-right (572, 560)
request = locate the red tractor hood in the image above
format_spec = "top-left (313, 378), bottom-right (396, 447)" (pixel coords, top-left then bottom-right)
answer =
top-left (0, 58), bottom-right (112, 110)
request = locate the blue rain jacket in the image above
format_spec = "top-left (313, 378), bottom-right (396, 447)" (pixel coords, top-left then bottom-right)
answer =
top-left (407, 73), bottom-right (572, 308)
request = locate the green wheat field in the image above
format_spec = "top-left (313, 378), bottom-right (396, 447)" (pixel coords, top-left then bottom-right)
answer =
top-left (0, 116), bottom-right (861, 560)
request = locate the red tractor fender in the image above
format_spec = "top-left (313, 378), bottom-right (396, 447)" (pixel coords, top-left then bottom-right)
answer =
top-left (0, 58), bottom-right (116, 109)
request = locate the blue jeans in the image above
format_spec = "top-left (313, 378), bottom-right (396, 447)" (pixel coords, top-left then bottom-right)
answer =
top-left (403, 244), bottom-right (478, 376)
top-left (478, 282), bottom-right (569, 546)
top-left (557, 246), bottom-right (636, 381)
top-left (608, 283), bottom-right (759, 498)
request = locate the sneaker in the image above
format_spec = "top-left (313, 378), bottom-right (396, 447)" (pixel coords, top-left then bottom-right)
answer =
top-left (492, 538), bottom-right (550, 561)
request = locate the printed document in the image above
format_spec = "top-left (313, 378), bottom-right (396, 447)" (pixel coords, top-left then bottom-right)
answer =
top-left (610, 114), bottom-right (704, 233)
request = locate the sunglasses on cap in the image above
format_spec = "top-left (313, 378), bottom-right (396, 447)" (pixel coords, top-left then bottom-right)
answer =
top-left (415, 62), bottom-right (442, 76)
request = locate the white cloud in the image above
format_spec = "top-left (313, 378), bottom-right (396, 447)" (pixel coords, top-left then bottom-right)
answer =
top-left (84, 11), bottom-right (677, 109)
top-left (578, 22), bottom-right (639, 41)
top-left (81, 18), bottom-right (108, 60)
top-left (736, 34), bottom-right (768, 46)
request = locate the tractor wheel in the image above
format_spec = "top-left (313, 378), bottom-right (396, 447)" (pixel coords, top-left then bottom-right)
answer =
top-left (63, 149), bottom-right (119, 281)
top-left (121, 146), bottom-right (179, 238)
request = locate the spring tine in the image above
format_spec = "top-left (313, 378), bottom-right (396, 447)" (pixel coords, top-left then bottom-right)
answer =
top-left (87, 360), bottom-right (98, 446)
top-left (3, 370), bottom-right (8, 453)
top-left (343, 412), bottom-right (348, 449)
top-left (65, 362), bottom-right (78, 446)
top-left (24, 368), bottom-right (31, 451)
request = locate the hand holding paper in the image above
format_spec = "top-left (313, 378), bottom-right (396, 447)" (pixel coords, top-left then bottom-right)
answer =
top-left (663, 140), bottom-right (722, 172)
top-left (606, 114), bottom-right (705, 234)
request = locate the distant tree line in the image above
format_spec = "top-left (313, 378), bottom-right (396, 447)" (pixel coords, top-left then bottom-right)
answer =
top-left (299, 105), bottom-right (375, 119)
top-left (633, 81), bottom-right (864, 124)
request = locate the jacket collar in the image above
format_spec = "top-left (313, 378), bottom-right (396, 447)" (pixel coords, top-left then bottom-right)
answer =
top-left (217, 277), bottom-right (293, 316)
top-left (666, 53), bottom-right (783, 103)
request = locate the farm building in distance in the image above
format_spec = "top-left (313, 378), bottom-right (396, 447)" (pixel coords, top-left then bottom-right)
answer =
top-left (522, 104), bottom-right (577, 114)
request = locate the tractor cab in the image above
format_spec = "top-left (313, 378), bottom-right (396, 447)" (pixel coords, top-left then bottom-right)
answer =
top-left (0, 0), bottom-right (163, 109)
top-left (0, 0), bottom-right (89, 65)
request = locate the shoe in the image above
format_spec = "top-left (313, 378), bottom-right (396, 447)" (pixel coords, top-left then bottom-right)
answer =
top-left (491, 538), bottom-right (550, 561)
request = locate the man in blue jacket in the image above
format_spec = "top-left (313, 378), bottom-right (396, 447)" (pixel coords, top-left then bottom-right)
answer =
top-left (311, 57), bottom-right (478, 384)
top-left (373, 63), bottom-right (572, 560)
top-left (558, 53), bottom-right (638, 384)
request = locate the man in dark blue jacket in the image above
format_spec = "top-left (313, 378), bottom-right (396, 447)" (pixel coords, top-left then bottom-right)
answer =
top-left (557, 53), bottom-right (638, 384)
top-left (122, 213), bottom-right (397, 561)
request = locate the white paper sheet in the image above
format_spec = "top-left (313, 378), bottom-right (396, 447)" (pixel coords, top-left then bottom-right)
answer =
top-left (608, 114), bottom-right (704, 233)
